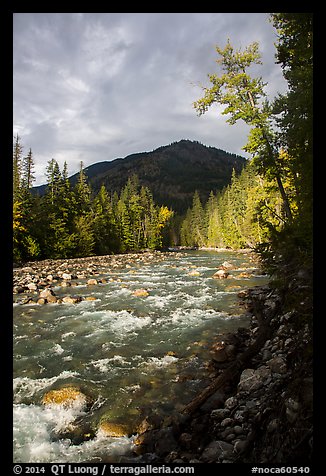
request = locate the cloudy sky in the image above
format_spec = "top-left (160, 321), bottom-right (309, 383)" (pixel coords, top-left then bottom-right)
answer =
top-left (13, 13), bottom-right (287, 186)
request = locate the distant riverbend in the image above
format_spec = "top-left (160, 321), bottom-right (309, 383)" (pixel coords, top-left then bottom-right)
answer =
top-left (13, 249), bottom-right (268, 463)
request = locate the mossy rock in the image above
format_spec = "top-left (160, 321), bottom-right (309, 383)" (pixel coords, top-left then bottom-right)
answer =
top-left (98, 420), bottom-right (131, 437)
top-left (42, 386), bottom-right (92, 408)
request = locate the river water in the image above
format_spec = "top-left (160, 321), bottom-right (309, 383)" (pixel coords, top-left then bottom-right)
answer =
top-left (13, 250), bottom-right (268, 463)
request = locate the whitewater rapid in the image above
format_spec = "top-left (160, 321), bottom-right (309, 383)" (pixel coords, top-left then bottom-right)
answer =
top-left (13, 250), bottom-right (268, 463)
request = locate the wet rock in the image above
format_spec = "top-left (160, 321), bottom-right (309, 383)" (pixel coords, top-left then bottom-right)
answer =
top-left (62, 296), bottom-right (82, 304)
top-left (133, 289), bottom-right (149, 297)
top-left (27, 282), bottom-right (38, 291)
top-left (212, 270), bottom-right (229, 279)
top-left (39, 288), bottom-right (56, 299)
top-left (62, 273), bottom-right (72, 280)
top-left (98, 420), bottom-right (130, 437)
top-left (188, 270), bottom-right (201, 276)
top-left (210, 342), bottom-right (228, 362)
top-left (42, 386), bottom-right (91, 409)
top-left (219, 261), bottom-right (234, 270)
top-left (87, 278), bottom-right (98, 285)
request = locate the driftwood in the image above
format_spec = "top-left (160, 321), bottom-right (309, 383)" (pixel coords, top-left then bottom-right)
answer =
top-left (182, 298), bottom-right (275, 416)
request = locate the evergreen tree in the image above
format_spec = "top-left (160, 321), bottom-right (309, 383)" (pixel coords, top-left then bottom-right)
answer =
top-left (191, 191), bottom-right (206, 247)
top-left (193, 40), bottom-right (293, 223)
top-left (74, 161), bottom-right (91, 214)
top-left (21, 148), bottom-right (35, 190)
top-left (92, 185), bottom-right (120, 254)
top-left (13, 134), bottom-right (23, 202)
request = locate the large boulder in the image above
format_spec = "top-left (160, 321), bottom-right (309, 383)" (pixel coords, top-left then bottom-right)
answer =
top-left (237, 368), bottom-right (265, 393)
top-left (42, 386), bottom-right (92, 409)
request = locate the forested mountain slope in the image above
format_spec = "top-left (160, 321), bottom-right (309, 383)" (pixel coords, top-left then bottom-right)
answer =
top-left (33, 140), bottom-right (246, 213)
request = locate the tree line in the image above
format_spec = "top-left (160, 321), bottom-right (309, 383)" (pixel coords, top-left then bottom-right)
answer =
top-left (187, 13), bottom-right (312, 277)
top-left (13, 144), bottom-right (173, 262)
top-left (13, 13), bottom-right (312, 277)
top-left (180, 162), bottom-right (286, 250)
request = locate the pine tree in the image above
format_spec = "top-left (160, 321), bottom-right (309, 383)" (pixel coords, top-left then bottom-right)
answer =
top-left (74, 161), bottom-right (91, 214)
top-left (13, 134), bottom-right (23, 202)
top-left (193, 40), bottom-right (293, 223)
top-left (21, 148), bottom-right (35, 190)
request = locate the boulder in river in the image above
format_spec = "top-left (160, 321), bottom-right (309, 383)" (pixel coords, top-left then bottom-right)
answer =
top-left (133, 289), bottom-right (149, 297)
top-left (212, 270), bottom-right (229, 279)
top-left (98, 420), bottom-right (130, 437)
top-left (42, 386), bottom-right (92, 409)
top-left (62, 295), bottom-right (82, 304)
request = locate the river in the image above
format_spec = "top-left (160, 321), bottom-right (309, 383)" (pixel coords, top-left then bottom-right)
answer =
top-left (13, 250), bottom-right (268, 463)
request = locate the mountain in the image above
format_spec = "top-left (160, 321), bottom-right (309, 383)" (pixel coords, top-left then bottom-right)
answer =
top-left (33, 140), bottom-right (247, 213)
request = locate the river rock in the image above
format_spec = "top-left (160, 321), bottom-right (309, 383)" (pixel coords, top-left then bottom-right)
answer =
top-left (27, 282), bottom-right (38, 291)
top-left (201, 440), bottom-right (234, 462)
top-left (98, 420), bottom-right (130, 437)
top-left (39, 288), bottom-right (56, 299)
top-left (188, 270), bottom-right (201, 276)
top-left (210, 342), bottom-right (228, 362)
top-left (212, 270), bottom-right (229, 279)
top-left (211, 408), bottom-right (230, 421)
top-left (237, 368), bottom-right (264, 392)
top-left (42, 386), bottom-right (91, 408)
top-left (62, 296), bottom-right (82, 304)
top-left (266, 356), bottom-right (287, 374)
top-left (62, 273), bottom-right (72, 280)
top-left (219, 261), bottom-right (234, 270)
top-left (87, 278), bottom-right (98, 285)
top-left (133, 289), bottom-right (149, 297)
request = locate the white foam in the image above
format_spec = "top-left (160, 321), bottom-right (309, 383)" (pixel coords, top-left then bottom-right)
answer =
top-left (61, 331), bottom-right (77, 341)
top-left (87, 355), bottom-right (130, 373)
top-left (142, 355), bottom-right (178, 368)
top-left (13, 370), bottom-right (79, 403)
top-left (13, 403), bottom-right (136, 463)
top-left (51, 343), bottom-right (65, 355)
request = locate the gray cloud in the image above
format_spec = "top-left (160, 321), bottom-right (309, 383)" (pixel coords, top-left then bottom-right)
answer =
top-left (13, 12), bottom-right (287, 185)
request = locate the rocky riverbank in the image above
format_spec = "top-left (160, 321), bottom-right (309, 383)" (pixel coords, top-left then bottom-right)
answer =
top-left (132, 284), bottom-right (313, 464)
top-left (13, 251), bottom-right (313, 464)
top-left (13, 251), bottom-right (173, 303)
